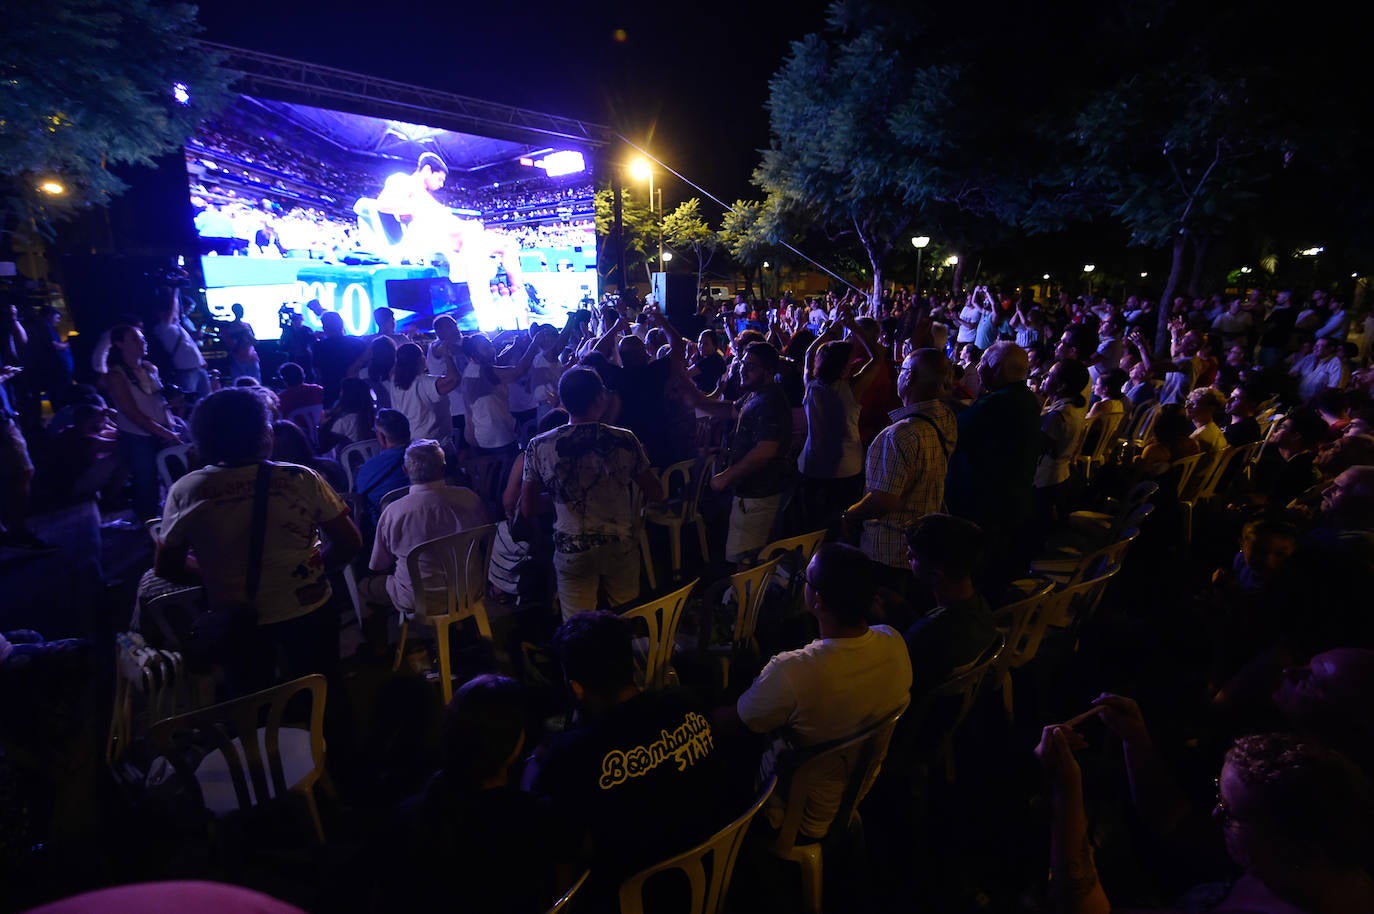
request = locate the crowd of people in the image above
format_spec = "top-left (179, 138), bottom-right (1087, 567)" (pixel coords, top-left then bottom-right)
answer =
top-left (3, 274), bottom-right (1374, 914)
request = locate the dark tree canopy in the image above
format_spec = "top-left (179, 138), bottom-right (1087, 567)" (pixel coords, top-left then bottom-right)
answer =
top-left (0, 0), bottom-right (230, 234)
top-left (750, 0), bottom-right (1374, 310)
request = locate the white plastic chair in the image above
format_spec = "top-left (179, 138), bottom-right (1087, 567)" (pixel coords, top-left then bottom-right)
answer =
top-left (155, 443), bottom-right (193, 489)
top-left (339, 439), bottom-right (380, 491)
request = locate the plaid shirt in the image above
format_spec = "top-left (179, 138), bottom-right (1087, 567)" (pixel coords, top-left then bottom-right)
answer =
top-left (860, 400), bottom-right (958, 569)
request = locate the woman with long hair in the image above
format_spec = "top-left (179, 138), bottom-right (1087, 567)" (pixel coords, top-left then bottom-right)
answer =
top-left (104, 324), bottom-right (182, 521)
top-left (271, 419), bottom-right (349, 494)
top-left (797, 313), bottom-right (875, 534)
top-left (361, 335), bottom-right (396, 409)
top-left (318, 377), bottom-right (375, 457)
top-left (460, 331), bottom-right (543, 455)
top-left (383, 342), bottom-right (459, 445)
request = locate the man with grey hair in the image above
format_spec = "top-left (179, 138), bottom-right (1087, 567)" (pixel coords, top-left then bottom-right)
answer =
top-left (358, 438), bottom-right (488, 612)
top-left (843, 348), bottom-right (957, 600)
top-left (945, 341), bottom-right (1041, 597)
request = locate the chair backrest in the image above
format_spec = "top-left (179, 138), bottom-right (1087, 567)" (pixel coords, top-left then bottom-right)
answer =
top-left (998, 565), bottom-right (1120, 672)
top-left (1056, 526), bottom-right (1137, 589)
top-left (1174, 452), bottom-right (1210, 502)
top-left (1201, 440), bottom-right (1261, 502)
top-left (727, 556), bottom-right (784, 651)
top-left (404, 524), bottom-right (498, 620)
top-left (757, 528), bottom-right (829, 611)
top-left (287, 405), bottom-right (324, 453)
top-left (759, 528), bottom-right (829, 567)
top-left (546, 870), bottom-right (590, 914)
top-left (649, 458), bottom-right (698, 522)
top-left (620, 578), bottom-right (698, 690)
top-left (155, 444), bottom-right (193, 489)
top-left (379, 485), bottom-right (410, 512)
top-left (339, 440), bottom-right (380, 490)
top-left (933, 631), bottom-right (1005, 722)
top-left (618, 777), bottom-right (777, 914)
top-left (1089, 410), bottom-right (1127, 462)
top-left (146, 673), bottom-right (327, 821)
top-left (1130, 401), bottom-right (1163, 447)
top-left (990, 579), bottom-right (1057, 674)
top-left (770, 699), bottom-right (909, 855)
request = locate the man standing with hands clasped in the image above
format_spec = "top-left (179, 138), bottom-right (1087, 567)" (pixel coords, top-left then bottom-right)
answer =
top-left (675, 328), bottom-right (794, 565)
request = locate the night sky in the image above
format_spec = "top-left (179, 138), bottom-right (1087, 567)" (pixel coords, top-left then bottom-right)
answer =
top-left (197, 1), bottom-right (834, 218)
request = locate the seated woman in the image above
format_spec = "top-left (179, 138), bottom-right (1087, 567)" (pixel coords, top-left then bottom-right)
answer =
top-left (317, 377), bottom-right (375, 457)
top-left (271, 420), bottom-right (348, 494)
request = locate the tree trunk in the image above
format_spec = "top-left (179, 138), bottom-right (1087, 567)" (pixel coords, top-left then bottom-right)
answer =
top-left (1187, 235), bottom-right (1210, 299)
top-left (1155, 235), bottom-right (1189, 353)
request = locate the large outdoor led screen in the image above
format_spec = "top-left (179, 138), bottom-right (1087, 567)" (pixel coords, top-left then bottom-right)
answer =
top-left (185, 95), bottom-right (597, 340)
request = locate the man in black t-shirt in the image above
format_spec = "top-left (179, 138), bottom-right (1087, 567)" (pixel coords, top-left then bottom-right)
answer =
top-left (525, 612), bottom-right (732, 901)
top-left (700, 342), bottom-right (794, 563)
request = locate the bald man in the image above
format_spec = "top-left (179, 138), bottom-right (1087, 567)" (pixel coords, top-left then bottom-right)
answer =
top-left (844, 348), bottom-right (957, 600)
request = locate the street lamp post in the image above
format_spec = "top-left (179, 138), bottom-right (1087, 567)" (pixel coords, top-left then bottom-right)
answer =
top-left (630, 158), bottom-right (664, 275)
top-left (911, 235), bottom-right (930, 300)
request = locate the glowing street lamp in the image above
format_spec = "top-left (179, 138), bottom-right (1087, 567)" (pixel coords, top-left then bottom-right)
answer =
top-left (38, 181), bottom-right (65, 195)
top-left (661, 250), bottom-right (672, 263)
top-left (911, 236), bottom-right (930, 296)
top-left (1083, 264), bottom-right (1095, 297)
top-left (630, 157), bottom-right (663, 269)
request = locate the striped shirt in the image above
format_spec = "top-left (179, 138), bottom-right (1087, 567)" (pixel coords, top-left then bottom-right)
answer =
top-left (860, 400), bottom-right (958, 569)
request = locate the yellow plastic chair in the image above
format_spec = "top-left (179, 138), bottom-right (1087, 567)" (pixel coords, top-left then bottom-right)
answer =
top-left (992, 565), bottom-right (1120, 720)
top-left (620, 578), bottom-right (698, 690)
top-left (896, 632), bottom-right (1006, 784)
top-left (1179, 442), bottom-right (1260, 544)
top-left (757, 528), bottom-right (829, 613)
top-left (643, 456), bottom-right (713, 583)
top-left (546, 869), bottom-right (590, 914)
top-left (1029, 526), bottom-right (1139, 587)
top-left (618, 777), bottom-right (777, 914)
top-left (392, 524), bottom-right (499, 704)
top-left (146, 673), bottom-right (329, 843)
top-left (766, 700), bottom-right (909, 914)
top-left (1173, 452), bottom-right (1209, 503)
top-left (704, 556), bottom-right (784, 690)
top-left (988, 579), bottom-right (1056, 719)
top-left (1075, 411), bottom-right (1126, 482)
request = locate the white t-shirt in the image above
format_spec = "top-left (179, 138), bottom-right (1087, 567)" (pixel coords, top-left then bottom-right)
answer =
top-left (160, 462), bottom-right (348, 626)
top-left (462, 362), bottom-right (517, 449)
top-left (956, 303), bottom-right (981, 343)
top-left (384, 374), bottom-right (451, 443)
top-left (736, 626), bottom-right (912, 837)
top-left (427, 340), bottom-right (466, 418)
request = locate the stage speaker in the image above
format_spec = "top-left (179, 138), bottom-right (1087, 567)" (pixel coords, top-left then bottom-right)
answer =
top-left (651, 272), bottom-right (698, 320)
